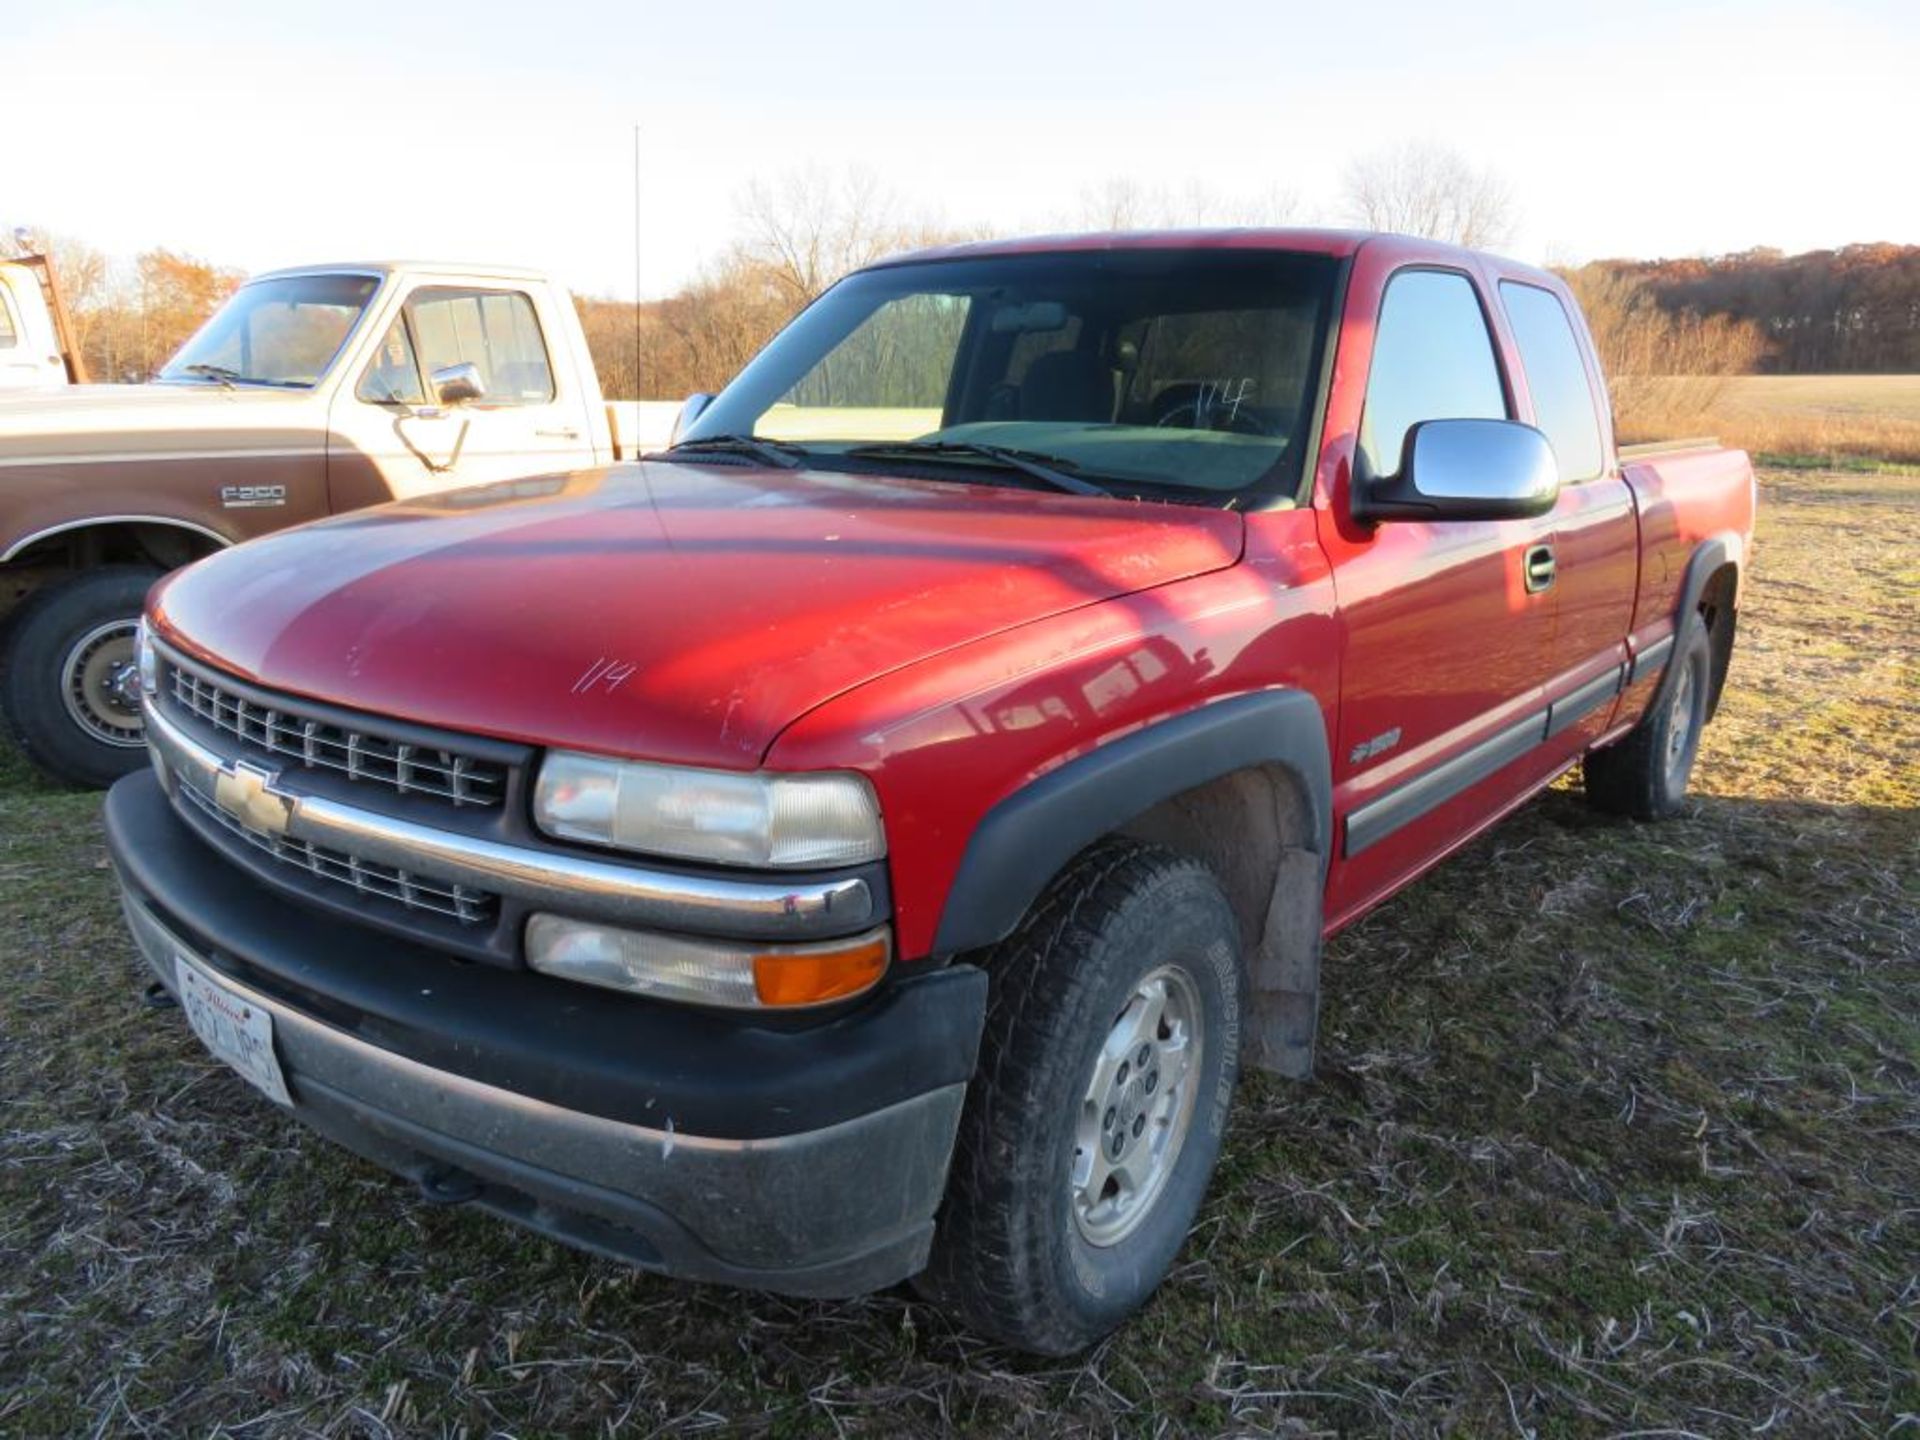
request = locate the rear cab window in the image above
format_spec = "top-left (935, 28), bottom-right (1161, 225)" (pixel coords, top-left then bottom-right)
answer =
top-left (0, 285), bottom-right (17, 348)
top-left (1358, 269), bottom-right (1509, 479)
top-left (1499, 281), bottom-right (1605, 482)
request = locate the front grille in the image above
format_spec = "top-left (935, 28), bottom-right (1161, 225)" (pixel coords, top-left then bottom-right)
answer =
top-left (179, 780), bottom-right (499, 926)
top-left (166, 657), bottom-right (507, 809)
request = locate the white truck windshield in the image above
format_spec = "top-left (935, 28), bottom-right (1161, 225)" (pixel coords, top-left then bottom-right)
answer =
top-left (159, 274), bottom-right (381, 389)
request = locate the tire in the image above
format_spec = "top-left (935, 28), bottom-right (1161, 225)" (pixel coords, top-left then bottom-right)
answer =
top-left (1583, 622), bottom-right (1712, 820)
top-left (0, 566), bottom-right (161, 789)
top-left (918, 838), bottom-right (1245, 1355)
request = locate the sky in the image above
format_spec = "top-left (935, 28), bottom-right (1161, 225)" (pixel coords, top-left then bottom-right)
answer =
top-left (4, 0), bottom-right (1915, 297)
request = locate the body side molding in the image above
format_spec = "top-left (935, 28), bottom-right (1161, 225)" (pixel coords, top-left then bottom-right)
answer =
top-left (932, 690), bottom-right (1332, 956)
top-left (1344, 710), bottom-right (1546, 857)
top-left (1547, 664), bottom-right (1626, 738)
top-left (1629, 634), bottom-right (1673, 685)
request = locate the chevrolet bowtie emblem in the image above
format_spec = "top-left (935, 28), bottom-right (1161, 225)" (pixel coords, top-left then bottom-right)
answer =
top-left (213, 760), bottom-right (297, 838)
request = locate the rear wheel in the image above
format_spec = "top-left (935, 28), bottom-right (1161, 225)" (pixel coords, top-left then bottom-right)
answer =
top-left (918, 839), bottom-right (1244, 1354)
top-left (1, 567), bottom-right (160, 788)
top-left (1584, 623), bottom-right (1712, 820)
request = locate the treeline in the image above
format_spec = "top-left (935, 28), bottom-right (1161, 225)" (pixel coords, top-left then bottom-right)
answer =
top-left (12, 192), bottom-right (1918, 401)
top-left (1586, 244), bottom-right (1920, 374)
top-left (593, 239), bottom-right (1920, 404)
top-left (1558, 265), bottom-right (1768, 439)
top-left (575, 255), bottom-right (797, 401)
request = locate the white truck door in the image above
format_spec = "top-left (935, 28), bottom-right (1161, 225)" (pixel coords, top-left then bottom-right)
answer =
top-left (329, 281), bottom-right (600, 504)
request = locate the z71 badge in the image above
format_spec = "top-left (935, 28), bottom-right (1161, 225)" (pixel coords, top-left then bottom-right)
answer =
top-left (219, 484), bottom-right (287, 509)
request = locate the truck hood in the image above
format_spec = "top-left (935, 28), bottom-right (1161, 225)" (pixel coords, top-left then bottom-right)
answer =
top-left (0, 383), bottom-right (320, 460)
top-left (153, 461), bottom-right (1245, 766)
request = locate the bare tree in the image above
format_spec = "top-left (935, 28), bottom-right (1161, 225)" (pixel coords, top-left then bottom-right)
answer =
top-left (1559, 264), bottom-right (1767, 441)
top-left (739, 168), bottom-right (902, 306)
top-left (1075, 177), bottom-right (1156, 232)
top-left (1341, 142), bottom-right (1515, 249)
top-left (1073, 178), bottom-right (1299, 231)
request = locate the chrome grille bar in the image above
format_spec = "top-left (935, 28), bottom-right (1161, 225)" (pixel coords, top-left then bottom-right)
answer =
top-left (178, 776), bottom-right (497, 925)
top-left (165, 659), bottom-right (507, 808)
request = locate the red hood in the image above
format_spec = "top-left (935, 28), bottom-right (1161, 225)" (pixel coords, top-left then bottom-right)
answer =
top-left (153, 461), bottom-right (1244, 767)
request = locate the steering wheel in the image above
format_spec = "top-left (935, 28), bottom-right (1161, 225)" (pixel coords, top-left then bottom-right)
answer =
top-left (1153, 395), bottom-right (1269, 436)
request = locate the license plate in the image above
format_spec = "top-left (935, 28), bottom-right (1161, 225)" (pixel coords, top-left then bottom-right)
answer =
top-left (176, 956), bottom-right (292, 1107)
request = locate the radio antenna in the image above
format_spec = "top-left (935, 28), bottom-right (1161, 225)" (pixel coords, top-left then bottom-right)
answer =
top-left (631, 123), bottom-right (642, 400)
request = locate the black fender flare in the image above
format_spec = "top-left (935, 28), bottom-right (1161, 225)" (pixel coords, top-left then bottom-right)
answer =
top-left (931, 689), bottom-right (1332, 956)
top-left (1633, 531), bottom-right (1743, 715)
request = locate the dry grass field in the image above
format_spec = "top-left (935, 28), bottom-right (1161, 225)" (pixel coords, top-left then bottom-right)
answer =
top-left (1719, 374), bottom-right (1920, 423)
top-left (1626, 374), bottom-right (1920, 465)
top-left (1, 465), bottom-right (1915, 1437)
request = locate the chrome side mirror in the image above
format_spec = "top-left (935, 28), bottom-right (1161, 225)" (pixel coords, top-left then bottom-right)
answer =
top-left (431, 362), bottom-right (487, 406)
top-left (1358, 418), bottom-right (1559, 523)
top-left (670, 392), bottom-right (714, 446)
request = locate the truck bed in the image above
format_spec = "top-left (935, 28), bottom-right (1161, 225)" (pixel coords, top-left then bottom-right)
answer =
top-left (1617, 437), bottom-right (1725, 461)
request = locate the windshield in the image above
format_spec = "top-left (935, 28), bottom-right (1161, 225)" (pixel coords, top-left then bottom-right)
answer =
top-left (158, 273), bottom-right (381, 388)
top-left (684, 249), bottom-right (1340, 502)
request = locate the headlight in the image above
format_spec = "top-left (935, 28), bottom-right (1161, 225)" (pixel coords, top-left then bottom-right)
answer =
top-left (532, 751), bottom-right (884, 868)
top-left (135, 618), bottom-right (159, 696)
top-left (526, 913), bottom-right (890, 1008)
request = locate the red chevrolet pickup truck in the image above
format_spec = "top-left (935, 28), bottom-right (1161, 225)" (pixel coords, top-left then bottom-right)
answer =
top-left (106, 230), bottom-right (1754, 1354)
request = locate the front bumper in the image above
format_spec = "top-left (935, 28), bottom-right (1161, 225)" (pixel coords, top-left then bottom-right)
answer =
top-left (106, 771), bottom-right (987, 1298)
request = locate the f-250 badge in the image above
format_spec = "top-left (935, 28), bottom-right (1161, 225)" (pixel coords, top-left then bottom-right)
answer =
top-left (220, 484), bottom-right (287, 509)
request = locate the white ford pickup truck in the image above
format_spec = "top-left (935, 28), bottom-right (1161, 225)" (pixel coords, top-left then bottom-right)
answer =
top-left (0, 259), bottom-right (669, 787)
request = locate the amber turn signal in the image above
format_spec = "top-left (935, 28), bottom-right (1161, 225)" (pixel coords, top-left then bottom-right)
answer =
top-left (526, 913), bottom-right (891, 1009)
top-left (753, 933), bottom-right (891, 1008)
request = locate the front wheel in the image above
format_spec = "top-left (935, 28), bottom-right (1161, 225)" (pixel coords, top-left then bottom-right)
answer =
top-left (1, 567), bottom-right (161, 788)
top-left (919, 839), bottom-right (1244, 1354)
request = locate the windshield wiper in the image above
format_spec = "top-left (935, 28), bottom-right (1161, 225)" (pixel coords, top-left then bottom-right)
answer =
top-left (844, 441), bottom-right (1111, 498)
top-left (661, 434), bottom-right (808, 470)
top-left (171, 364), bottom-right (312, 390)
top-left (181, 363), bottom-right (242, 390)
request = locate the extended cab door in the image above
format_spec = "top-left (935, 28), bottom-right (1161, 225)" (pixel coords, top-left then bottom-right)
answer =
top-left (1495, 279), bottom-right (1639, 756)
top-left (327, 281), bottom-right (600, 506)
top-left (1319, 263), bottom-right (1562, 926)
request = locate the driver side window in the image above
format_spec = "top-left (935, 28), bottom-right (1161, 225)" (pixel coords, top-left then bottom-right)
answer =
top-left (1359, 270), bottom-right (1508, 479)
top-left (355, 319), bottom-right (426, 406)
top-left (407, 287), bottom-right (556, 405)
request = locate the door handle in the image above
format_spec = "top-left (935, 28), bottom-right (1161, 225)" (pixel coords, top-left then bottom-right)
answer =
top-left (1523, 544), bottom-right (1556, 593)
top-left (536, 427), bottom-right (581, 441)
